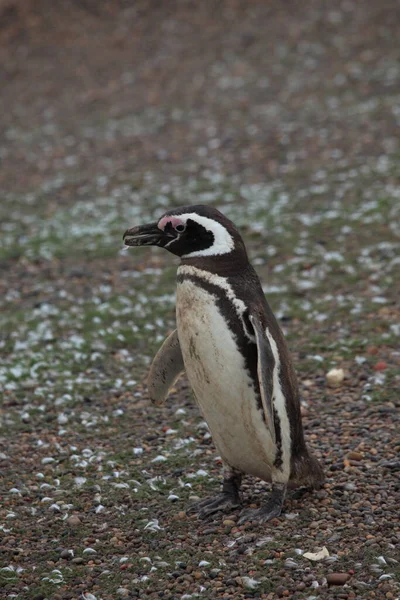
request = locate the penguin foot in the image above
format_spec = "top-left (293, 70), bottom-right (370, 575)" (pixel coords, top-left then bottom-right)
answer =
top-left (187, 493), bottom-right (241, 519)
top-left (238, 483), bottom-right (286, 525)
top-left (290, 485), bottom-right (313, 500)
top-left (238, 503), bottom-right (282, 524)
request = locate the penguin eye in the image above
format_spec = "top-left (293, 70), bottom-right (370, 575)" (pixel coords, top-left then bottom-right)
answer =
top-left (175, 224), bottom-right (186, 233)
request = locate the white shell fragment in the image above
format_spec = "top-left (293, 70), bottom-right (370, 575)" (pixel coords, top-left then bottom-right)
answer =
top-left (151, 455), bottom-right (167, 463)
top-left (74, 477), bottom-right (87, 487)
top-left (167, 494), bottom-right (180, 502)
top-left (241, 576), bottom-right (260, 589)
top-left (144, 519), bottom-right (163, 532)
top-left (255, 536), bottom-right (274, 547)
top-left (326, 368), bottom-right (345, 388)
top-left (303, 546), bottom-right (330, 561)
top-left (196, 469), bottom-right (208, 476)
top-left (284, 558), bottom-right (298, 568)
top-left (42, 569), bottom-right (64, 584)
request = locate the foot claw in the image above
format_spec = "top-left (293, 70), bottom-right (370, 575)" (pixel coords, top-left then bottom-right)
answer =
top-left (187, 494), bottom-right (241, 518)
top-left (238, 482), bottom-right (286, 525)
top-left (238, 503), bottom-right (282, 525)
top-left (290, 486), bottom-right (313, 500)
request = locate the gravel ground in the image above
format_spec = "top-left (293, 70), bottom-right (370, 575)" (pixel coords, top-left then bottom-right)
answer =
top-left (0, 1), bottom-right (399, 599)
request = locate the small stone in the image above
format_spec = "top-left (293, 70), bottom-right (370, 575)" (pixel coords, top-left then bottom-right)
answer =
top-left (326, 368), bottom-right (345, 388)
top-left (327, 572), bottom-right (351, 585)
top-left (296, 582), bottom-right (306, 590)
top-left (347, 451), bottom-right (363, 461)
top-left (344, 482), bottom-right (356, 491)
top-left (60, 549), bottom-right (73, 559)
top-left (223, 519), bottom-right (236, 526)
top-left (367, 345), bottom-right (379, 355)
top-left (67, 515), bottom-right (82, 526)
top-left (202, 527), bottom-right (218, 535)
top-left (304, 546), bottom-right (329, 561)
top-left (373, 361), bottom-right (387, 371)
top-left (72, 557), bottom-right (84, 564)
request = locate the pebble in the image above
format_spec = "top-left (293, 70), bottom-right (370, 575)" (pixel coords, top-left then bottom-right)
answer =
top-left (296, 582), bottom-right (306, 590)
top-left (223, 519), bottom-right (236, 526)
top-left (326, 368), bottom-right (345, 387)
top-left (327, 572), bottom-right (351, 585)
top-left (347, 451), bottom-right (363, 461)
top-left (373, 361), bottom-right (387, 371)
top-left (67, 515), bottom-right (82, 527)
top-left (202, 527), bottom-right (218, 535)
top-left (344, 482), bottom-right (356, 491)
top-left (367, 345), bottom-right (379, 355)
top-left (72, 557), bottom-right (84, 565)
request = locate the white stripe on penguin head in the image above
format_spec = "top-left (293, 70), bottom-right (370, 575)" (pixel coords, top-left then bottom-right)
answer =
top-left (158, 213), bottom-right (234, 257)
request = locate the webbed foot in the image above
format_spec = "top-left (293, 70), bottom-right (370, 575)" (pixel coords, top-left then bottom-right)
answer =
top-left (187, 467), bottom-right (242, 519)
top-left (187, 492), bottom-right (241, 518)
top-left (238, 482), bottom-right (286, 525)
top-left (290, 485), bottom-right (313, 500)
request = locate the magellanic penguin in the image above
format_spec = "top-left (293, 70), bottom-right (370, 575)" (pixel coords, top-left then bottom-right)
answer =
top-left (123, 205), bottom-right (324, 523)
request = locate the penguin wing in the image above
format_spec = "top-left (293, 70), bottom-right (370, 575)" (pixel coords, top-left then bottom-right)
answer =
top-left (147, 329), bottom-right (185, 405)
top-left (249, 314), bottom-right (276, 444)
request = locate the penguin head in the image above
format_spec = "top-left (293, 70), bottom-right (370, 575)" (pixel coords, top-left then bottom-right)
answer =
top-left (123, 205), bottom-right (246, 259)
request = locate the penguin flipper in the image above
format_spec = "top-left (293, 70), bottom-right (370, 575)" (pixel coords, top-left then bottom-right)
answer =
top-left (147, 329), bottom-right (185, 405)
top-left (249, 314), bottom-right (276, 444)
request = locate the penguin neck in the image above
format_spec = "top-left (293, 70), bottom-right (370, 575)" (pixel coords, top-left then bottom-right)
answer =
top-left (180, 246), bottom-right (250, 278)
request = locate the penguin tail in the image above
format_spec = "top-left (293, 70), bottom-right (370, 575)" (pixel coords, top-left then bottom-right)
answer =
top-left (289, 448), bottom-right (325, 489)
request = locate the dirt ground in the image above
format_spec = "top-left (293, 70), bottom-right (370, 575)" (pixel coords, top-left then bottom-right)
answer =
top-left (0, 1), bottom-right (399, 599)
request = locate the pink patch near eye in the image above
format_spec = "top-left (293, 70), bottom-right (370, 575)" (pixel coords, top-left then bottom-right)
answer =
top-left (158, 215), bottom-right (184, 231)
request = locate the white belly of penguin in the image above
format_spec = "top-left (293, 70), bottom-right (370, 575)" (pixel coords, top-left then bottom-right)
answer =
top-left (176, 280), bottom-right (276, 481)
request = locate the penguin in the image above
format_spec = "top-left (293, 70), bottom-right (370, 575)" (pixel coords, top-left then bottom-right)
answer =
top-left (123, 205), bottom-right (324, 523)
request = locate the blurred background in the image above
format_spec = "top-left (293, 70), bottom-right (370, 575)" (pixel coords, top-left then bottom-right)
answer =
top-left (0, 2), bottom-right (399, 598)
top-left (1, 1), bottom-right (399, 230)
top-left (1, 0), bottom-right (399, 366)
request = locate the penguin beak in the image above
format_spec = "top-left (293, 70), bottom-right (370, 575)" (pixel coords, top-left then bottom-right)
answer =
top-left (123, 222), bottom-right (165, 247)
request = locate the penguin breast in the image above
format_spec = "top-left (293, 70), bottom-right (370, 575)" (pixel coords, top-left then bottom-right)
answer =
top-left (176, 278), bottom-right (278, 481)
